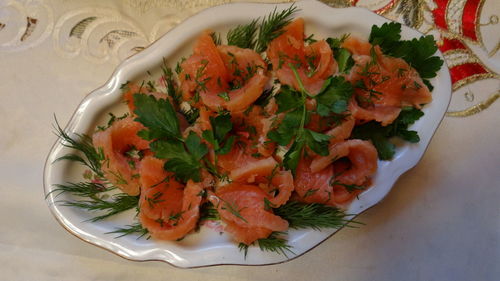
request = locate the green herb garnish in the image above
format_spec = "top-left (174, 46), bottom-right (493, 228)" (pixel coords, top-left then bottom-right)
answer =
top-left (274, 201), bottom-right (354, 230)
top-left (352, 107), bottom-right (424, 160)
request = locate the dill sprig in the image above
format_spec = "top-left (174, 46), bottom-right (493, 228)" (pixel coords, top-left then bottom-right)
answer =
top-left (106, 222), bottom-right (149, 239)
top-left (210, 31), bottom-right (222, 45)
top-left (227, 19), bottom-right (258, 49)
top-left (52, 117), bottom-right (104, 178)
top-left (48, 182), bottom-right (110, 198)
top-left (257, 231), bottom-right (294, 257)
top-left (199, 202), bottom-right (220, 221)
top-left (255, 5), bottom-right (299, 53)
top-left (238, 231), bottom-right (294, 258)
top-left (274, 201), bottom-right (354, 230)
top-left (161, 58), bottom-right (181, 105)
top-left (61, 193), bottom-right (139, 222)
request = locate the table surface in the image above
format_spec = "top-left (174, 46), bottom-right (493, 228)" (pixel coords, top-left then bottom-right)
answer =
top-left (1, 0), bottom-right (499, 280)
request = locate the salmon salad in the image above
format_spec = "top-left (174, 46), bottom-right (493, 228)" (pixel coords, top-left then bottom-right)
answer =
top-left (54, 6), bottom-right (443, 251)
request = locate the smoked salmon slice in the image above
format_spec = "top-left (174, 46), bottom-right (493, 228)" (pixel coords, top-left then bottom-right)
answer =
top-left (311, 139), bottom-right (378, 186)
top-left (84, 15), bottom-right (441, 245)
top-left (138, 156), bottom-right (203, 240)
top-left (217, 133), bottom-right (278, 183)
top-left (342, 36), bottom-right (432, 125)
top-left (242, 104), bottom-right (277, 157)
top-left (267, 18), bottom-right (336, 95)
top-left (179, 32), bottom-right (269, 113)
top-left (294, 157), bottom-right (335, 205)
top-left (294, 154), bottom-right (368, 207)
top-left (92, 116), bottom-right (150, 196)
top-left (208, 183), bottom-right (288, 244)
top-left (122, 82), bottom-right (167, 114)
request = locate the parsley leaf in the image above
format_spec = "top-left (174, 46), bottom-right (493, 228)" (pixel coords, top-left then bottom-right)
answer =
top-left (368, 22), bottom-right (402, 53)
top-left (151, 132), bottom-right (208, 182)
top-left (274, 85), bottom-right (303, 113)
top-left (185, 131), bottom-right (209, 160)
top-left (133, 94), bottom-right (181, 140)
top-left (283, 139), bottom-right (304, 173)
top-left (202, 112), bottom-right (234, 155)
top-left (211, 113), bottom-right (232, 143)
top-left (352, 107), bottom-right (424, 160)
top-left (335, 48), bottom-right (355, 73)
top-left (267, 108), bottom-right (302, 146)
top-left (326, 35), bottom-right (354, 74)
top-left (304, 129), bottom-right (330, 156)
top-left (369, 23), bottom-right (444, 83)
top-left (315, 76), bottom-right (353, 116)
top-left (396, 36), bottom-right (444, 79)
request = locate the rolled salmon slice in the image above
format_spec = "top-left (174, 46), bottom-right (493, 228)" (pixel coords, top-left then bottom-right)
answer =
top-left (267, 170), bottom-right (294, 207)
top-left (243, 104), bottom-right (277, 157)
top-left (92, 116), bottom-right (150, 196)
top-left (217, 134), bottom-right (278, 183)
top-left (294, 157), bottom-right (335, 205)
top-left (179, 31), bottom-right (229, 104)
top-left (138, 156), bottom-right (203, 241)
top-left (179, 32), bottom-right (269, 113)
top-left (342, 36), bottom-right (431, 125)
top-left (311, 139), bottom-right (378, 186)
top-left (208, 183), bottom-right (288, 244)
top-left (267, 18), bottom-right (336, 95)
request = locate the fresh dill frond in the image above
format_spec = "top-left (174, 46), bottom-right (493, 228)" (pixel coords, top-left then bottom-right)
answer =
top-left (161, 58), bottom-right (181, 105)
top-left (255, 5), bottom-right (299, 53)
top-left (96, 112), bottom-right (128, 132)
top-left (257, 232), bottom-right (294, 257)
top-left (106, 222), bottom-right (149, 239)
top-left (199, 202), bottom-right (220, 221)
top-left (210, 31), bottom-right (222, 45)
top-left (48, 182), bottom-right (110, 198)
top-left (274, 201), bottom-right (354, 230)
top-left (61, 193), bottom-right (139, 222)
top-left (254, 86), bottom-right (275, 107)
top-left (52, 117), bottom-right (104, 178)
top-left (227, 19), bottom-right (259, 49)
top-left (238, 243), bottom-right (249, 258)
top-left (238, 232), bottom-right (294, 258)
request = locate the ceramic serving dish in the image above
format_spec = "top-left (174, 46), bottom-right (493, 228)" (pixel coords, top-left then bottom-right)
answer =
top-left (44, 0), bottom-right (451, 268)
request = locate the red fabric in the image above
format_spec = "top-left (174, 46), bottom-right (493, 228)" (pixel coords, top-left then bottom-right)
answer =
top-left (449, 63), bottom-right (489, 85)
top-left (433, 0), bottom-right (449, 31)
top-left (439, 38), bottom-right (467, 53)
top-left (462, 0), bottom-right (481, 41)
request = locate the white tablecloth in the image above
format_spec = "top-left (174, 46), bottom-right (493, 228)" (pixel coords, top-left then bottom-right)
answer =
top-left (1, 0), bottom-right (498, 280)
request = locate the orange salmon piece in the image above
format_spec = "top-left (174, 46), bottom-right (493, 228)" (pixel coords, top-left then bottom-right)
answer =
top-left (179, 31), bottom-right (228, 104)
top-left (217, 133), bottom-right (278, 183)
top-left (294, 157), bottom-right (335, 205)
top-left (122, 82), bottom-right (168, 115)
top-left (311, 139), bottom-right (378, 186)
top-left (92, 117), bottom-right (150, 196)
top-left (243, 105), bottom-right (276, 157)
top-left (342, 36), bottom-right (432, 125)
top-left (209, 184), bottom-right (288, 244)
top-left (138, 156), bottom-right (203, 240)
top-left (267, 18), bottom-right (336, 95)
top-left (179, 32), bottom-right (269, 113)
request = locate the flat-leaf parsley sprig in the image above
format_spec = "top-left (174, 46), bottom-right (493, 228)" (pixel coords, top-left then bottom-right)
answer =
top-left (267, 64), bottom-right (354, 172)
top-left (369, 22), bottom-right (444, 90)
top-left (133, 94), bottom-right (209, 183)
